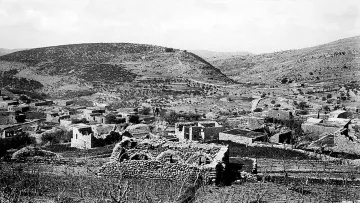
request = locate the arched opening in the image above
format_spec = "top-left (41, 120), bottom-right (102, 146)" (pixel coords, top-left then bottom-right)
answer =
top-left (156, 150), bottom-right (184, 164)
top-left (130, 153), bottom-right (152, 160)
top-left (187, 153), bottom-right (212, 166)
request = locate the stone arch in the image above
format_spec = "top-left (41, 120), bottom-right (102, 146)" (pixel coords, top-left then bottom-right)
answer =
top-left (120, 138), bottom-right (137, 149)
top-left (129, 152), bottom-right (153, 161)
top-left (110, 142), bottom-right (129, 162)
top-left (156, 150), bottom-right (184, 164)
top-left (186, 153), bottom-right (213, 166)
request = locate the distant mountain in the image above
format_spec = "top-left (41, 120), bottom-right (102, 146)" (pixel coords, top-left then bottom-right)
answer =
top-left (0, 48), bottom-right (24, 56)
top-left (211, 36), bottom-right (360, 85)
top-left (0, 43), bottom-right (233, 94)
top-left (190, 50), bottom-right (253, 61)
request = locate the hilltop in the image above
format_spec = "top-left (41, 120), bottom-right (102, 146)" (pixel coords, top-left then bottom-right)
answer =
top-left (0, 43), bottom-right (233, 94)
top-left (210, 36), bottom-right (360, 85)
top-left (190, 50), bottom-right (253, 62)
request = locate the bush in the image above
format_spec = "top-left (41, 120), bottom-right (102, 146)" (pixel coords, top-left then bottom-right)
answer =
top-left (253, 108), bottom-right (262, 112)
top-left (161, 111), bottom-right (179, 125)
top-left (0, 132), bottom-right (35, 157)
top-left (271, 100), bottom-right (276, 104)
top-left (129, 115), bottom-right (140, 124)
top-left (105, 114), bottom-right (124, 124)
top-left (297, 101), bottom-right (308, 110)
top-left (274, 104), bottom-right (281, 107)
top-left (41, 130), bottom-right (72, 145)
top-left (327, 94), bottom-right (332, 99)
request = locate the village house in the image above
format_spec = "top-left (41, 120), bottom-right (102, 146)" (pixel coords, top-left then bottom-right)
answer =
top-left (219, 128), bottom-right (266, 144)
top-left (82, 108), bottom-right (106, 123)
top-left (0, 100), bottom-right (19, 111)
top-left (269, 129), bottom-right (293, 144)
top-left (0, 111), bottom-right (17, 125)
top-left (329, 109), bottom-right (352, 119)
top-left (70, 123), bottom-right (118, 149)
top-left (302, 117), bottom-right (351, 138)
top-left (46, 111), bottom-right (71, 123)
top-left (71, 124), bottom-right (94, 149)
top-left (175, 121), bottom-right (224, 141)
top-left (1, 119), bottom-right (42, 138)
top-left (266, 109), bottom-right (294, 120)
top-left (31, 100), bottom-right (54, 107)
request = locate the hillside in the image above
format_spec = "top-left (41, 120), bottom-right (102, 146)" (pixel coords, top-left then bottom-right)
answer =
top-left (0, 48), bottom-right (24, 56)
top-left (211, 36), bottom-right (360, 85)
top-left (0, 43), bottom-right (233, 94)
top-left (190, 50), bottom-right (253, 62)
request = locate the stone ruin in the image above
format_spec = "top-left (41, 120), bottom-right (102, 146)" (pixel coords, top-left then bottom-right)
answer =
top-left (98, 138), bottom-right (229, 185)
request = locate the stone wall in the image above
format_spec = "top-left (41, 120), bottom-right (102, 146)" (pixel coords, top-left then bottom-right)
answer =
top-left (100, 138), bottom-right (229, 184)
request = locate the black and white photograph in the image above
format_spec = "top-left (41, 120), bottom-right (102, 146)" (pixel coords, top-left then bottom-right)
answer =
top-left (0, 0), bottom-right (360, 202)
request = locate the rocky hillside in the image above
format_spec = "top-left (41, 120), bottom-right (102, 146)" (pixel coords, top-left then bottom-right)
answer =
top-left (211, 36), bottom-right (360, 85)
top-left (0, 43), bottom-right (233, 93)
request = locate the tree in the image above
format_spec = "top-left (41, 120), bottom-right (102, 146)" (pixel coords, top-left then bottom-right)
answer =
top-left (162, 111), bottom-right (179, 125)
top-left (297, 101), bottom-right (308, 110)
top-left (105, 114), bottom-right (120, 124)
top-left (322, 105), bottom-right (331, 112)
top-left (139, 107), bottom-right (152, 115)
top-left (327, 94), bottom-right (332, 99)
top-left (253, 108), bottom-right (263, 112)
top-left (129, 115), bottom-right (140, 124)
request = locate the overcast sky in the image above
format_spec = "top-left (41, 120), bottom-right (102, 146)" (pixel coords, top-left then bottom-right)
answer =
top-left (0, 0), bottom-right (359, 53)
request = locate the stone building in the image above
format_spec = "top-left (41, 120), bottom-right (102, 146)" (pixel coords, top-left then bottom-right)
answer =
top-left (82, 108), bottom-right (106, 123)
top-left (46, 112), bottom-right (70, 123)
top-left (175, 121), bottom-right (224, 141)
top-left (70, 124), bottom-right (95, 149)
top-left (0, 111), bottom-right (17, 125)
top-left (266, 109), bottom-right (294, 120)
top-left (219, 128), bottom-right (266, 144)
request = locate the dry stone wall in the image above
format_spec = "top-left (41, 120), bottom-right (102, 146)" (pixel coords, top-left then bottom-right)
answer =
top-left (100, 138), bottom-right (229, 184)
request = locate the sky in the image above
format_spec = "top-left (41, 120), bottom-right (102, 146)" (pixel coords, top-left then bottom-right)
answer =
top-left (0, 0), bottom-right (359, 54)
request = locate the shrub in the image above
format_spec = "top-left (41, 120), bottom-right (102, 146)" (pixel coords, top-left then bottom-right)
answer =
top-left (162, 111), bottom-right (179, 125)
top-left (139, 107), bottom-right (152, 115)
top-left (129, 115), bottom-right (140, 124)
top-left (105, 114), bottom-right (124, 124)
top-left (41, 129), bottom-right (71, 145)
top-left (327, 94), bottom-right (332, 98)
top-left (253, 108), bottom-right (262, 112)
top-left (71, 118), bottom-right (88, 124)
top-left (274, 104), bottom-right (281, 107)
top-left (297, 101), bottom-right (308, 110)
top-left (0, 132), bottom-right (35, 157)
top-left (271, 100), bottom-right (276, 104)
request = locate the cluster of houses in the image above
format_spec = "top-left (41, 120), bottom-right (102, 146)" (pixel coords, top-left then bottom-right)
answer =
top-left (2, 85), bottom-right (360, 156)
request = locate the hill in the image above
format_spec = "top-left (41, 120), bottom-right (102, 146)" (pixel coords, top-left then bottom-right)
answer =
top-left (190, 50), bottom-right (253, 62)
top-left (210, 36), bottom-right (360, 85)
top-left (0, 48), bottom-right (24, 56)
top-left (0, 43), bottom-right (233, 94)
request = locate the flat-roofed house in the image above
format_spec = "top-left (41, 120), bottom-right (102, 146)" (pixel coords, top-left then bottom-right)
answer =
top-left (175, 121), bottom-right (224, 141)
top-left (219, 129), bottom-right (266, 144)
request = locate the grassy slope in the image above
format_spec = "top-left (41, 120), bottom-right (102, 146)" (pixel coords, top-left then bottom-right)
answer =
top-left (211, 35), bottom-right (360, 85)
